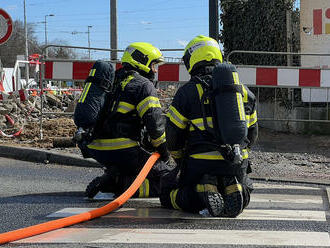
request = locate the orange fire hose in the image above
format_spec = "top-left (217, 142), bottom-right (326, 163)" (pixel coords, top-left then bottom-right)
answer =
top-left (0, 152), bottom-right (160, 245)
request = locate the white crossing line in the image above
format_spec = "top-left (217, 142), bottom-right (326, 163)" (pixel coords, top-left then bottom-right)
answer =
top-left (253, 183), bottom-right (322, 190)
top-left (16, 228), bottom-right (330, 246)
top-left (47, 207), bottom-right (327, 222)
top-left (17, 183), bottom-right (329, 246)
top-left (252, 193), bottom-right (323, 204)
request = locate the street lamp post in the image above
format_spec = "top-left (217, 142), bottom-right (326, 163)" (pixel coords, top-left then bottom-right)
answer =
top-left (23, 0), bottom-right (29, 86)
top-left (44, 14), bottom-right (54, 56)
top-left (87, 25), bottom-right (92, 59)
top-left (71, 26), bottom-right (93, 59)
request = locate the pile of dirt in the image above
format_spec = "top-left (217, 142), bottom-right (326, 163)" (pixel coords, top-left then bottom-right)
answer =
top-left (0, 118), bottom-right (76, 148)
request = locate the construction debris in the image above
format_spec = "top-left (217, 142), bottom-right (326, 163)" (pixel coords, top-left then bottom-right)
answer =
top-left (0, 85), bottom-right (178, 147)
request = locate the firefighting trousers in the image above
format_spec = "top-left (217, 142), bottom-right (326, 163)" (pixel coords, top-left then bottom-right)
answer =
top-left (159, 158), bottom-right (253, 213)
top-left (84, 145), bottom-right (171, 197)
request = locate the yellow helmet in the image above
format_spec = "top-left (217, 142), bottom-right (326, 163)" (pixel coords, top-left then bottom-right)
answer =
top-left (121, 42), bottom-right (164, 73)
top-left (183, 35), bottom-right (223, 74)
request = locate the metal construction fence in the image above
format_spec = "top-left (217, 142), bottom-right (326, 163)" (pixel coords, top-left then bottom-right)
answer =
top-left (2, 46), bottom-right (330, 139)
top-left (39, 47), bottom-right (330, 137)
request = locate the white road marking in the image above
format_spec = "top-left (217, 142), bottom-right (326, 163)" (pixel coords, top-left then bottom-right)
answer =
top-left (251, 193), bottom-right (323, 204)
top-left (253, 183), bottom-right (321, 190)
top-left (47, 207), bottom-right (326, 221)
top-left (16, 228), bottom-right (330, 246)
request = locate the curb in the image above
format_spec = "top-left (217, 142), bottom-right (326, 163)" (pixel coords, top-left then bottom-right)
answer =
top-left (0, 145), bottom-right (99, 168)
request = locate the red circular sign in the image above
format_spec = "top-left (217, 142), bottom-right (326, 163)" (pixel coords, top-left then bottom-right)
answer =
top-left (0, 9), bottom-right (13, 45)
top-left (326, 8), bottom-right (330, 19)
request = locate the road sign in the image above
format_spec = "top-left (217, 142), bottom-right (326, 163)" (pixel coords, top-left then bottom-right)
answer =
top-left (0, 9), bottom-right (13, 45)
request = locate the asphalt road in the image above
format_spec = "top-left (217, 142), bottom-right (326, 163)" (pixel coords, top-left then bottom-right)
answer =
top-left (0, 157), bottom-right (329, 247)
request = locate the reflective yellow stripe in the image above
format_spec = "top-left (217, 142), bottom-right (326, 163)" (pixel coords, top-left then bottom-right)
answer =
top-left (246, 110), bottom-right (257, 127)
top-left (242, 149), bottom-right (249, 159)
top-left (151, 132), bottom-right (166, 147)
top-left (189, 117), bottom-right (213, 131)
top-left (117, 101), bottom-right (135, 114)
top-left (87, 138), bottom-right (138, 150)
top-left (78, 82), bottom-right (92, 103)
top-left (196, 184), bottom-right (218, 193)
top-left (137, 96), bottom-right (161, 118)
top-left (121, 75), bottom-right (134, 90)
top-left (170, 150), bottom-right (183, 159)
top-left (196, 84), bottom-right (203, 100)
top-left (167, 105), bottom-right (188, 129)
top-left (138, 179), bottom-right (150, 198)
top-left (191, 149), bottom-right (248, 160)
top-left (242, 85), bottom-right (248, 103)
top-left (170, 189), bottom-right (181, 210)
top-left (190, 151), bottom-right (225, 160)
top-left (225, 184), bottom-right (243, 195)
top-left (196, 84), bottom-right (209, 104)
top-left (232, 72), bottom-right (245, 121)
top-left (89, 69), bottom-right (96, 76)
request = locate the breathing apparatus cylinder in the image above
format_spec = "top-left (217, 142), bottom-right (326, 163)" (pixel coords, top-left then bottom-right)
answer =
top-left (211, 63), bottom-right (247, 162)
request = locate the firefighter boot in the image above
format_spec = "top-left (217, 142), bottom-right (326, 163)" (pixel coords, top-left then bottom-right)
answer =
top-left (85, 170), bottom-right (118, 199)
top-left (196, 174), bottom-right (224, 217)
top-left (221, 176), bottom-right (244, 217)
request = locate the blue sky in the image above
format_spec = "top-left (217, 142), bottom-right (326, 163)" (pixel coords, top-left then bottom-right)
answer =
top-left (3, 0), bottom-right (211, 59)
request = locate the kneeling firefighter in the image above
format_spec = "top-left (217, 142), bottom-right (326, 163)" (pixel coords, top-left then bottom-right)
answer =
top-left (160, 35), bottom-right (258, 217)
top-left (80, 42), bottom-right (171, 199)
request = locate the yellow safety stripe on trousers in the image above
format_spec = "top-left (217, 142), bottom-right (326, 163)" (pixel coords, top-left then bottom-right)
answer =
top-left (166, 105), bottom-right (188, 129)
top-left (78, 82), bottom-right (92, 103)
top-left (151, 132), bottom-right (166, 147)
top-left (121, 75), bottom-right (134, 91)
top-left (242, 85), bottom-right (248, 103)
top-left (138, 179), bottom-right (150, 198)
top-left (87, 138), bottom-right (138, 150)
top-left (189, 117), bottom-right (213, 131)
top-left (170, 189), bottom-right (181, 210)
top-left (170, 150), bottom-right (183, 159)
top-left (196, 184), bottom-right (218, 193)
top-left (196, 84), bottom-right (209, 104)
top-left (137, 96), bottom-right (162, 118)
top-left (116, 101), bottom-right (135, 114)
top-left (190, 149), bottom-right (249, 160)
top-left (232, 72), bottom-right (246, 121)
top-left (246, 110), bottom-right (257, 127)
top-left (225, 183), bottom-right (243, 195)
top-left (89, 68), bottom-right (96, 76)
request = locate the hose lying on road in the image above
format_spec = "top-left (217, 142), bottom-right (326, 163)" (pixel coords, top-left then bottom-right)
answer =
top-left (0, 152), bottom-right (160, 245)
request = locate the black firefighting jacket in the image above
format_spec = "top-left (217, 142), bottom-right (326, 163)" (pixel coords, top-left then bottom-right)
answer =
top-left (87, 68), bottom-right (167, 155)
top-left (166, 72), bottom-right (258, 163)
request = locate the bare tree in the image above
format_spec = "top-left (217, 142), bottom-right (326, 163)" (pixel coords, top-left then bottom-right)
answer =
top-left (0, 20), bottom-right (40, 67)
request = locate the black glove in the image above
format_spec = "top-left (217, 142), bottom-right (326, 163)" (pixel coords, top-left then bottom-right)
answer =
top-left (157, 143), bottom-right (170, 163)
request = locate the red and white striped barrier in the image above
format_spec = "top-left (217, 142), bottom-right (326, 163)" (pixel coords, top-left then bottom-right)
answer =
top-left (44, 61), bottom-right (190, 82)
top-left (44, 61), bottom-right (330, 88)
top-left (0, 89), bottom-right (29, 102)
top-left (236, 66), bottom-right (330, 88)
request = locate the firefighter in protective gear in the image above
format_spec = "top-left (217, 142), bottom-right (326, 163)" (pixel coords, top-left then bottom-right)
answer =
top-left (160, 35), bottom-right (258, 217)
top-left (85, 42), bottom-right (171, 199)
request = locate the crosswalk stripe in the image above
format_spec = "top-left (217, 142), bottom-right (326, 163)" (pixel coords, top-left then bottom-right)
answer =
top-left (253, 183), bottom-right (322, 190)
top-left (252, 193), bottom-right (323, 204)
top-left (47, 207), bottom-right (326, 222)
top-left (16, 228), bottom-right (330, 246)
top-left (17, 183), bottom-right (329, 246)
